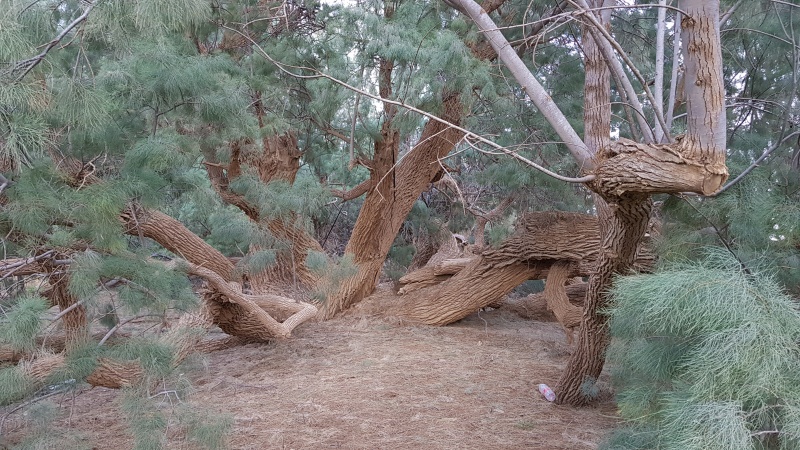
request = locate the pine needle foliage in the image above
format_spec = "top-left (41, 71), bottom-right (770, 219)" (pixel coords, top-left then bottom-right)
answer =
top-left (121, 388), bottom-right (168, 450)
top-left (0, 365), bottom-right (35, 406)
top-left (178, 406), bottom-right (233, 450)
top-left (602, 250), bottom-right (800, 450)
top-left (0, 295), bottom-right (48, 352)
top-left (9, 401), bottom-right (91, 450)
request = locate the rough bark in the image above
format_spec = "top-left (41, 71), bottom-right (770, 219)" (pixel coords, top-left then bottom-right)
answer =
top-left (121, 205), bottom-right (236, 281)
top-left (553, 0), bottom-right (727, 406)
top-left (393, 212), bottom-right (654, 325)
top-left (542, 261), bottom-right (583, 344)
top-left (202, 133), bottom-right (323, 290)
top-left (556, 195), bottom-right (651, 405)
top-left (120, 206), bottom-right (317, 341)
top-left (48, 272), bottom-right (88, 351)
top-left (317, 91), bottom-right (467, 319)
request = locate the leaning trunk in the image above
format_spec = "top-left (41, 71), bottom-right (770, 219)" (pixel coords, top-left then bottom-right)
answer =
top-left (556, 0), bottom-right (727, 405)
top-left (317, 93), bottom-right (465, 318)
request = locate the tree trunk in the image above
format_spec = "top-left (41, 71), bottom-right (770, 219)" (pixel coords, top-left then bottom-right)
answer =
top-left (121, 205), bottom-right (235, 281)
top-left (317, 92), bottom-right (466, 319)
top-left (393, 212), bottom-right (655, 325)
top-left (121, 205), bottom-right (317, 341)
top-left (555, 195), bottom-right (652, 405)
top-left (555, 0), bottom-right (727, 406)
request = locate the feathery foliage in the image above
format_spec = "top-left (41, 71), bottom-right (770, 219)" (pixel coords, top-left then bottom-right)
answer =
top-left (603, 251), bottom-right (800, 450)
top-left (0, 295), bottom-right (48, 352)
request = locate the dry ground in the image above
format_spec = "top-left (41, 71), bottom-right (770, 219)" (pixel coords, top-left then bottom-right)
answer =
top-left (1, 287), bottom-right (621, 449)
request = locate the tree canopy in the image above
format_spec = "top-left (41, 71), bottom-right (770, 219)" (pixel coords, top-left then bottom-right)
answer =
top-left (1, 0), bottom-right (799, 447)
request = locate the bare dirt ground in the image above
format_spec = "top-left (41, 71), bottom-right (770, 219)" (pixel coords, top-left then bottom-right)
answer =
top-left (1, 286), bottom-right (620, 449)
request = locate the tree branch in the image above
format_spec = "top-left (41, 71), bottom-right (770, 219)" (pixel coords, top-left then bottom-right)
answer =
top-left (712, 130), bottom-right (800, 196)
top-left (437, 1), bottom-right (594, 169)
top-left (331, 178), bottom-right (373, 201)
top-left (11, 1), bottom-right (98, 82)
top-left (219, 24), bottom-right (596, 183)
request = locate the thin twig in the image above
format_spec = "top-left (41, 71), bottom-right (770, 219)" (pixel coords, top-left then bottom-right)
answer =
top-left (681, 197), bottom-right (751, 275)
top-left (713, 132), bottom-right (800, 196)
top-left (98, 313), bottom-right (164, 346)
top-left (0, 250), bottom-right (55, 281)
top-left (219, 24), bottom-right (595, 185)
top-left (13, 1), bottom-right (99, 82)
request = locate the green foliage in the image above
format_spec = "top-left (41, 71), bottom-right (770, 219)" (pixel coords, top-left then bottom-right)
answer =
top-left (0, 295), bottom-right (48, 352)
top-left (309, 253), bottom-right (358, 302)
top-left (658, 169), bottom-right (800, 293)
top-left (0, 366), bottom-right (35, 406)
top-left (235, 249), bottom-right (276, 278)
top-left (121, 388), bottom-right (168, 450)
top-left (178, 407), bottom-right (233, 450)
top-left (205, 207), bottom-right (270, 256)
top-left (108, 338), bottom-right (174, 379)
top-left (132, 0), bottom-right (211, 34)
top-left (229, 171), bottom-right (329, 226)
top-left (603, 251), bottom-right (800, 450)
top-left (120, 385), bottom-right (232, 450)
top-left (69, 251), bottom-right (196, 314)
top-left (9, 402), bottom-right (91, 450)
top-left (487, 212), bottom-right (516, 247)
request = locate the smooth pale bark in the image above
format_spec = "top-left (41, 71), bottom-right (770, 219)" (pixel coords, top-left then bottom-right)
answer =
top-left (445, 0), bottom-right (593, 170)
top-left (654, 0), bottom-right (667, 142)
top-left (666, 10), bottom-right (682, 132)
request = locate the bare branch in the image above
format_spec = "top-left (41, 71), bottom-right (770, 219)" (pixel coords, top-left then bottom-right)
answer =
top-left (220, 24), bottom-right (595, 184)
top-left (436, 2), bottom-right (594, 169)
top-left (11, 1), bottom-right (98, 82)
top-left (713, 130), bottom-right (800, 196)
top-left (331, 179), bottom-right (372, 201)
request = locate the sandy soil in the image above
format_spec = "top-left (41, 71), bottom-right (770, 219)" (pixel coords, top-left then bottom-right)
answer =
top-left (1, 289), bottom-right (620, 449)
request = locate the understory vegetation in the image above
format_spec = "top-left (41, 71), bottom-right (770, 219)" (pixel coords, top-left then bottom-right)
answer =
top-left (1, 0), bottom-right (799, 448)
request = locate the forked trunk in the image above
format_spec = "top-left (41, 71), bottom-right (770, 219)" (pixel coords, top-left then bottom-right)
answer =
top-left (317, 93), bottom-right (465, 319)
top-left (556, 0), bottom-right (726, 405)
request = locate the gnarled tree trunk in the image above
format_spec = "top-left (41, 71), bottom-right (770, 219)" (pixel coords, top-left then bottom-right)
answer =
top-left (394, 212), bottom-right (654, 326)
top-left (555, 0), bottom-right (727, 405)
top-left (317, 91), bottom-right (466, 319)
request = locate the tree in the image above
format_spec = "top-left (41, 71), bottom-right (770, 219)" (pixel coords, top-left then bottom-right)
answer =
top-left (602, 252), bottom-right (800, 449)
top-left (446, 0), bottom-right (728, 405)
top-left (2, 3), bottom-right (798, 446)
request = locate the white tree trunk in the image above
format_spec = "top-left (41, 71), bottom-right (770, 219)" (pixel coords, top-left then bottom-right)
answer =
top-left (654, 0), bottom-right (667, 142)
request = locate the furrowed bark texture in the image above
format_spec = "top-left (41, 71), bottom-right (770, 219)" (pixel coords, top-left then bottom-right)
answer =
top-left (394, 212), bottom-right (654, 326)
top-left (48, 272), bottom-right (88, 350)
top-left (555, 0), bottom-right (726, 406)
top-left (318, 92), bottom-right (466, 319)
top-left (203, 133), bottom-right (324, 290)
top-left (121, 206), bottom-right (235, 281)
top-left (555, 195), bottom-right (652, 405)
top-left (121, 206), bottom-right (316, 341)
